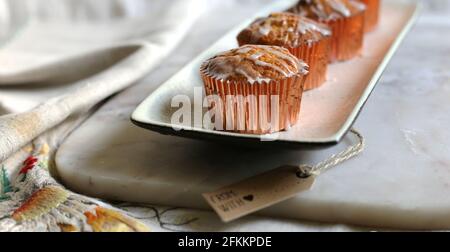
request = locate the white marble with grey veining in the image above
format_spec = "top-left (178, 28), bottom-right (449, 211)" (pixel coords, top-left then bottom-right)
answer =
top-left (55, 0), bottom-right (450, 230)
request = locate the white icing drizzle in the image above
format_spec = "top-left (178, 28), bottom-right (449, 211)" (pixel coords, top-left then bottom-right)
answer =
top-left (249, 52), bottom-right (264, 61)
top-left (235, 68), bottom-right (257, 84)
top-left (328, 0), bottom-right (351, 17)
top-left (351, 1), bottom-right (367, 12)
top-left (262, 46), bottom-right (301, 71)
top-left (204, 45), bottom-right (308, 84)
top-left (236, 46), bottom-right (253, 54)
top-left (254, 57), bottom-right (289, 77)
top-left (297, 17), bottom-right (331, 36)
top-left (258, 26), bottom-right (271, 36)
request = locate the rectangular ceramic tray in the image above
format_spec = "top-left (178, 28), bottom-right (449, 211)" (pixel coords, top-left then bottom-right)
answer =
top-left (132, 0), bottom-right (420, 148)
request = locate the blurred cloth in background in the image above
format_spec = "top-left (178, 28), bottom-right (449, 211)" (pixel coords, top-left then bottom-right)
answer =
top-left (0, 0), bottom-right (204, 160)
top-left (0, 0), bottom-right (205, 82)
top-left (0, 0), bottom-right (168, 44)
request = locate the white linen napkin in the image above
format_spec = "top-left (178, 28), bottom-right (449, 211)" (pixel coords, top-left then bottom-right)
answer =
top-left (0, 0), bottom-right (204, 162)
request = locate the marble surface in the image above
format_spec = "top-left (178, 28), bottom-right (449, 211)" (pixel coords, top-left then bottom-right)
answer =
top-left (55, 0), bottom-right (450, 230)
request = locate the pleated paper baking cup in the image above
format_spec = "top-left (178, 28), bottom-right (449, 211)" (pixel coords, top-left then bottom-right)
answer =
top-left (325, 11), bottom-right (365, 62)
top-left (286, 37), bottom-right (331, 90)
top-left (200, 67), bottom-right (306, 135)
top-left (361, 0), bottom-right (380, 32)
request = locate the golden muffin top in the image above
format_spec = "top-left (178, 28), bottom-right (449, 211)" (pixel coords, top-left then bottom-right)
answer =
top-left (237, 12), bottom-right (331, 48)
top-left (201, 45), bottom-right (308, 84)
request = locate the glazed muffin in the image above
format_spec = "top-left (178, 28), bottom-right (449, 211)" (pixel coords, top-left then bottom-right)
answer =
top-left (200, 45), bottom-right (309, 134)
top-left (288, 0), bottom-right (366, 62)
top-left (358, 0), bottom-right (380, 32)
top-left (237, 12), bottom-right (331, 90)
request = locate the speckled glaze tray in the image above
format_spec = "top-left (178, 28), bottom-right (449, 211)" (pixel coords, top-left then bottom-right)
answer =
top-left (132, 0), bottom-right (420, 148)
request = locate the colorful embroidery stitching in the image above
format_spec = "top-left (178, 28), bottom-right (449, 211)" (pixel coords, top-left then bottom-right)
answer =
top-left (0, 166), bottom-right (12, 201)
top-left (0, 145), bottom-right (154, 232)
top-left (12, 186), bottom-right (69, 222)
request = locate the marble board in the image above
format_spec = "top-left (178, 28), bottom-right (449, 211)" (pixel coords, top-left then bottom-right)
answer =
top-left (56, 1), bottom-right (450, 230)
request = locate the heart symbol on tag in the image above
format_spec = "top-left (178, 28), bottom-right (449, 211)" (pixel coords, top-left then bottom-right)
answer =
top-left (243, 195), bottom-right (254, 202)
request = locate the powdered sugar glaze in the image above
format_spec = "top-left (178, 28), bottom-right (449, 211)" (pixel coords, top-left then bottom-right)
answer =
top-left (201, 45), bottom-right (308, 84)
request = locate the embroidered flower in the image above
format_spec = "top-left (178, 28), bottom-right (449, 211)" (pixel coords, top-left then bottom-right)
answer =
top-left (12, 186), bottom-right (69, 222)
top-left (57, 223), bottom-right (78, 232)
top-left (84, 207), bottom-right (150, 232)
top-left (19, 156), bottom-right (38, 175)
top-left (0, 166), bottom-right (12, 201)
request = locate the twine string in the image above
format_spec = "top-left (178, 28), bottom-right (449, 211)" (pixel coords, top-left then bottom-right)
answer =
top-left (297, 129), bottom-right (365, 178)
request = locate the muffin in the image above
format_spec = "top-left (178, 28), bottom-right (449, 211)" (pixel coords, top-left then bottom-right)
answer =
top-left (288, 0), bottom-right (366, 62)
top-left (237, 12), bottom-right (331, 90)
top-left (200, 45), bottom-right (309, 134)
top-left (358, 0), bottom-right (380, 32)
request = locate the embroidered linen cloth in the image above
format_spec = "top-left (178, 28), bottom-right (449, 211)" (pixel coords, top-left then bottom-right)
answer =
top-left (0, 0), bottom-right (203, 231)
